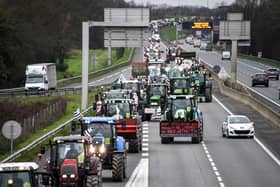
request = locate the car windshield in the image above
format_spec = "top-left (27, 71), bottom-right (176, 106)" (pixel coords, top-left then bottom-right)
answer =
top-left (26, 75), bottom-right (44, 83)
top-left (0, 171), bottom-right (31, 187)
top-left (106, 103), bottom-right (130, 117)
top-left (229, 116), bottom-right (250, 124)
top-left (268, 68), bottom-right (277, 72)
top-left (256, 74), bottom-right (265, 78)
top-left (57, 142), bottom-right (84, 165)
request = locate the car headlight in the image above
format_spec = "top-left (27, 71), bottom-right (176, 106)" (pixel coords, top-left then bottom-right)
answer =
top-left (70, 174), bottom-right (76, 178)
top-left (229, 126), bottom-right (234, 130)
top-left (62, 174), bottom-right (67, 179)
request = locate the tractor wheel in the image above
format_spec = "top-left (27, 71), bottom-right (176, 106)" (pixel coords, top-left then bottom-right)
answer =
top-left (112, 154), bottom-right (124, 182)
top-left (205, 88), bottom-right (212, 102)
top-left (191, 137), bottom-right (200, 144)
top-left (128, 139), bottom-right (140, 153)
top-left (86, 175), bottom-right (98, 187)
top-left (161, 137), bottom-right (169, 144)
top-left (142, 114), bottom-right (146, 121)
top-left (97, 161), bottom-right (102, 187)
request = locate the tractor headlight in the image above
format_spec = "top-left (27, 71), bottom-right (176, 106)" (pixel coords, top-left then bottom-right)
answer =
top-left (89, 145), bottom-right (95, 154)
top-left (99, 145), bottom-right (106, 154)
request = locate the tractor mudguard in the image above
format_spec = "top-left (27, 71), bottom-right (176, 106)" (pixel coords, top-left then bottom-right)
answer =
top-left (114, 136), bottom-right (126, 151)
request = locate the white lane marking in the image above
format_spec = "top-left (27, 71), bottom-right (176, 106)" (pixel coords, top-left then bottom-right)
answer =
top-left (143, 127), bottom-right (149, 130)
top-left (142, 123), bottom-right (149, 127)
top-left (202, 141), bottom-right (224, 185)
top-left (213, 94), bottom-right (280, 167)
top-left (125, 158), bottom-right (149, 187)
top-left (142, 138), bottom-right (149, 142)
top-left (142, 130), bottom-right (149, 134)
top-left (220, 183), bottom-right (225, 187)
top-left (142, 153), bottom-right (149, 157)
top-left (142, 143), bottom-right (149, 147)
top-left (142, 147), bottom-right (149, 152)
top-left (143, 134), bottom-right (149, 138)
top-left (237, 80), bottom-right (280, 108)
top-left (238, 60), bottom-right (264, 72)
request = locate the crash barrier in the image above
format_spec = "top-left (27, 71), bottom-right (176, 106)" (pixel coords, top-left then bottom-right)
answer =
top-left (200, 59), bottom-right (280, 127)
top-left (0, 83), bottom-right (111, 98)
top-left (57, 48), bottom-right (135, 86)
top-left (1, 106), bottom-right (93, 163)
top-left (0, 48), bottom-right (135, 96)
top-left (0, 81), bottom-right (112, 163)
top-left (0, 99), bottom-right (66, 154)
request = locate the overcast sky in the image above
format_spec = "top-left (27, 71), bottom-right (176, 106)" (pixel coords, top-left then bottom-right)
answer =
top-left (125, 0), bottom-right (235, 9)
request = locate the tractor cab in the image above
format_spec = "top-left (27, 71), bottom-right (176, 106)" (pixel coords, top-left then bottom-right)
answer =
top-left (103, 99), bottom-right (136, 119)
top-left (169, 77), bottom-right (192, 95)
top-left (0, 162), bottom-right (42, 187)
top-left (165, 95), bottom-right (198, 122)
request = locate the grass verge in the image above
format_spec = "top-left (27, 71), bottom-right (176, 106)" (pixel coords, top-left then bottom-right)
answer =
top-left (0, 92), bottom-right (98, 162)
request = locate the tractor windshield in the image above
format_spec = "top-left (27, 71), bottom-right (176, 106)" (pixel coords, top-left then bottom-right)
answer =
top-left (172, 79), bottom-right (190, 89)
top-left (57, 142), bottom-right (85, 165)
top-left (0, 171), bottom-right (31, 187)
top-left (150, 85), bottom-right (166, 96)
top-left (172, 98), bottom-right (192, 111)
top-left (192, 73), bottom-right (205, 83)
top-left (87, 123), bottom-right (112, 138)
top-left (106, 92), bottom-right (125, 99)
top-left (107, 103), bottom-right (131, 118)
top-left (122, 83), bottom-right (138, 92)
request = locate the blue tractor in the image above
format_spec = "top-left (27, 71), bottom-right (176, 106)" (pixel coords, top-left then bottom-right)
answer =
top-left (73, 116), bottom-right (127, 182)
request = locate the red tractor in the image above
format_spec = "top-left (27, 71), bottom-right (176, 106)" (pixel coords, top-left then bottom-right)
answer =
top-left (103, 98), bottom-right (142, 153)
top-left (41, 135), bottom-right (102, 187)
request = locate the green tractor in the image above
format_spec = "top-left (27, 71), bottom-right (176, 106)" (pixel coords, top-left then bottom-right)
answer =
top-left (142, 83), bottom-right (168, 121)
top-left (160, 95), bottom-right (203, 144)
top-left (169, 77), bottom-right (193, 95)
top-left (188, 71), bottom-right (212, 102)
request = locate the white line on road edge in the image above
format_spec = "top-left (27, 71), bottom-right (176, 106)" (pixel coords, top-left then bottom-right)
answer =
top-left (125, 158), bottom-right (149, 187)
top-left (213, 94), bottom-right (280, 167)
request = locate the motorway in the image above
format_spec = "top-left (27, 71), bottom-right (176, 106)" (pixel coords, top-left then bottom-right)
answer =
top-left (84, 45), bottom-right (280, 187)
top-left (33, 44), bottom-right (280, 187)
top-left (180, 42), bottom-right (280, 111)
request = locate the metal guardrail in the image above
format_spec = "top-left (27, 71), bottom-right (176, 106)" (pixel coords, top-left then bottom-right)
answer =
top-left (0, 48), bottom-right (135, 95)
top-left (1, 107), bottom-right (92, 163)
top-left (0, 84), bottom-right (111, 98)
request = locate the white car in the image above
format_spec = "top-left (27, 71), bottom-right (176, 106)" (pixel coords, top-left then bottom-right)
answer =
top-left (222, 51), bottom-right (231, 60)
top-left (222, 115), bottom-right (254, 138)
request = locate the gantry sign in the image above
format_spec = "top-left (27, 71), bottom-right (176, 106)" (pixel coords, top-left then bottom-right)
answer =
top-left (219, 13), bottom-right (251, 82)
top-left (82, 8), bottom-right (150, 109)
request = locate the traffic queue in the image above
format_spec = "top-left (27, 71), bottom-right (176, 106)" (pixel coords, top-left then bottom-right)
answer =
top-left (0, 29), bottom-right (214, 187)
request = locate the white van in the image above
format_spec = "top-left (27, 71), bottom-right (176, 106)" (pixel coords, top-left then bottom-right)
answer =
top-left (222, 51), bottom-right (231, 60)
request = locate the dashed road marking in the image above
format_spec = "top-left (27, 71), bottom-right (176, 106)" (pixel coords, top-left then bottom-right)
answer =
top-left (202, 141), bottom-right (224, 186)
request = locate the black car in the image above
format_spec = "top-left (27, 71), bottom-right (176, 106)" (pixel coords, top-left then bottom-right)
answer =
top-left (251, 73), bottom-right (269, 87)
top-left (264, 68), bottom-right (279, 80)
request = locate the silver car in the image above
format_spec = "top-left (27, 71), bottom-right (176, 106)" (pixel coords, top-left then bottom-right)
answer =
top-left (222, 115), bottom-right (254, 138)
